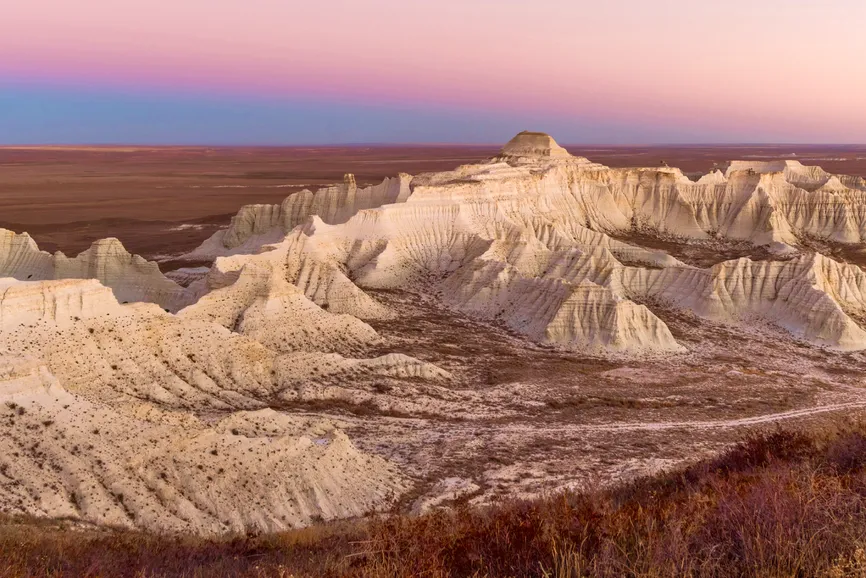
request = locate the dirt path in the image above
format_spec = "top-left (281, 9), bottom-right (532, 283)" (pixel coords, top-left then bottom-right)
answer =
top-left (554, 401), bottom-right (866, 434)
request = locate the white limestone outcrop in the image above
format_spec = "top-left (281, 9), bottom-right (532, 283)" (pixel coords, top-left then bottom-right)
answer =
top-left (189, 132), bottom-right (866, 352)
top-left (179, 260), bottom-right (380, 355)
top-left (183, 173), bottom-right (413, 260)
top-left (0, 353), bottom-right (406, 534)
top-left (0, 230), bottom-right (190, 311)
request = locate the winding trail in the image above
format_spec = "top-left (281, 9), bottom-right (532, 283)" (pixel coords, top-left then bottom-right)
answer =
top-left (550, 400), bottom-right (866, 434)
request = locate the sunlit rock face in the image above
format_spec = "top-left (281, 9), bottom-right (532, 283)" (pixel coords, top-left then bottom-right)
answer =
top-left (498, 130), bottom-right (573, 159)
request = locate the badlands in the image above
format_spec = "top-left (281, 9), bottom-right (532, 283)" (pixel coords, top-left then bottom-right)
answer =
top-left (3, 132), bottom-right (866, 534)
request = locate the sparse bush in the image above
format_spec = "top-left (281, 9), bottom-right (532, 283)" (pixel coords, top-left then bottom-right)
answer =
top-left (4, 424), bottom-right (866, 577)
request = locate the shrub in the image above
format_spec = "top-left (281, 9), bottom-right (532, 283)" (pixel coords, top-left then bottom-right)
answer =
top-left (5, 423), bottom-right (866, 577)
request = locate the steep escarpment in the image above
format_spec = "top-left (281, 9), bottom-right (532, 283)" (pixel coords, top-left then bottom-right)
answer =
top-left (0, 230), bottom-right (189, 311)
top-left (184, 173), bottom-right (412, 260)
top-left (192, 133), bottom-right (866, 353)
top-left (179, 260), bottom-right (380, 355)
top-left (8, 131), bottom-right (866, 357)
top-left (615, 253), bottom-right (866, 350)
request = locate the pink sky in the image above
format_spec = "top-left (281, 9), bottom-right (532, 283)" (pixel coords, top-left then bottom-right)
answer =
top-left (2, 0), bottom-right (865, 142)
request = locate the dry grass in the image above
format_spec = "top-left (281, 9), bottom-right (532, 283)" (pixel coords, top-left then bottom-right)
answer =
top-left (5, 423), bottom-right (866, 577)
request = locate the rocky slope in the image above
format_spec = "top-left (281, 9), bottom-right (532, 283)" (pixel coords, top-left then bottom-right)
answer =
top-left (0, 352), bottom-right (406, 534)
top-left (0, 231), bottom-right (190, 311)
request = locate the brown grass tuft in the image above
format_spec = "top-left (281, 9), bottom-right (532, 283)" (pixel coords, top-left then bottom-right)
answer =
top-left (5, 423), bottom-right (866, 577)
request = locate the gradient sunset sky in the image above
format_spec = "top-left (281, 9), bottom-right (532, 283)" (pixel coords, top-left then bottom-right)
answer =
top-left (2, 0), bottom-right (864, 144)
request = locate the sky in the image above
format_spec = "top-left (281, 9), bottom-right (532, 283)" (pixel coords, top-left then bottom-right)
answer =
top-left (1, 0), bottom-right (865, 144)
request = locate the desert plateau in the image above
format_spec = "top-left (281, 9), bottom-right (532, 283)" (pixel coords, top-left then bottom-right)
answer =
top-left (3, 131), bottom-right (866, 557)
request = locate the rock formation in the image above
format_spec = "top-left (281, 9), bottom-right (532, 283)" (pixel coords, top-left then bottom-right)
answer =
top-left (499, 130), bottom-right (572, 159)
top-left (0, 230), bottom-right (190, 311)
top-left (3, 131), bottom-right (866, 534)
top-left (0, 352), bottom-right (406, 534)
top-left (181, 134), bottom-right (866, 353)
top-left (184, 173), bottom-right (413, 260)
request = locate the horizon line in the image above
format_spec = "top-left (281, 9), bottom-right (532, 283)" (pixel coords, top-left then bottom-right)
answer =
top-left (3, 142), bottom-right (866, 149)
